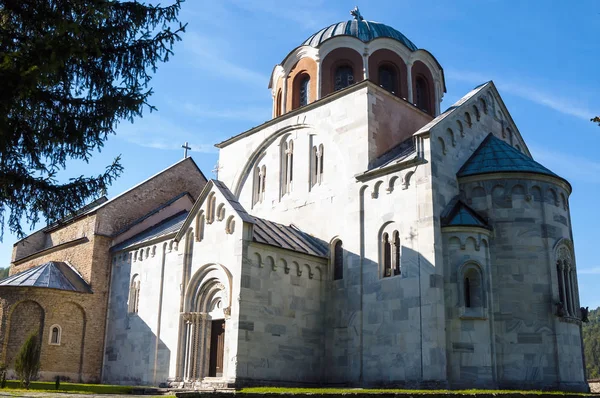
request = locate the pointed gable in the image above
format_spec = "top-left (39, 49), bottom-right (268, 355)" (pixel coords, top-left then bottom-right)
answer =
top-left (458, 134), bottom-right (558, 178)
top-left (441, 198), bottom-right (490, 230)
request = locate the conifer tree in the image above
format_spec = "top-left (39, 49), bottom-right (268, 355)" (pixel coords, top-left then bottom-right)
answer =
top-left (0, 0), bottom-right (185, 239)
top-left (14, 333), bottom-right (40, 389)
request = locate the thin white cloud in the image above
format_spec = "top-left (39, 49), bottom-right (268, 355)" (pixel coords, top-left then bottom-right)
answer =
top-left (182, 33), bottom-right (268, 86)
top-left (227, 0), bottom-right (333, 31)
top-left (529, 145), bottom-right (600, 184)
top-left (180, 102), bottom-right (270, 124)
top-left (446, 69), bottom-right (596, 121)
top-left (578, 267), bottom-right (600, 275)
top-left (116, 113), bottom-right (218, 153)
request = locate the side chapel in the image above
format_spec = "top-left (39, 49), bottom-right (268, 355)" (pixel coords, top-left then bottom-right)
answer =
top-left (0, 7), bottom-right (588, 392)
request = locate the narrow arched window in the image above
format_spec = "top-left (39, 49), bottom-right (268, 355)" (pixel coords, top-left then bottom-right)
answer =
top-left (260, 165), bottom-right (266, 201)
top-left (318, 144), bottom-right (324, 182)
top-left (282, 140), bottom-right (294, 196)
top-left (254, 166), bottom-right (261, 205)
top-left (128, 275), bottom-right (141, 314)
top-left (378, 65), bottom-right (397, 94)
top-left (275, 89), bottom-right (282, 117)
top-left (333, 240), bottom-right (343, 280)
top-left (299, 75), bottom-right (310, 107)
top-left (393, 231), bottom-right (401, 276)
top-left (334, 65), bottom-right (354, 91)
top-left (464, 277), bottom-right (472, 308)
top-left (288, 141), bottom-right (294, 186)
top-left (311, 146), bottom-right (318, 187)
top-left (49, 325), bottom-right (61, 345)
top-left (463, 266), bottom-right (483, 310)
top-left (415, 76), bottom-right (430, 113)
top-left (383, 233), bottom-right (392, 277)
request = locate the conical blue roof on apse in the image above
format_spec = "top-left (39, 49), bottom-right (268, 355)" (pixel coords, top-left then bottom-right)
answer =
top-left (458, 134), bottom-right (558, 178)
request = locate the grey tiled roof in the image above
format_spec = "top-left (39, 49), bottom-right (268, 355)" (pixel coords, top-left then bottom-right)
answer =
top-left (303, 19), bottom-right (418, 51)
top-left (0, 261), bottom-right (92, 293)
top-left (441, 199), bottom-right (490, 229)
top-left (252, 218), bottom-right (328, 258)
top-left (458, 134), bottom-right (557, 178)
top-left (111, 211), bottom-right (188, 252)
top-left (367, 137), bottom-right (416, 171)
top-left (212, 180), bottom-right (255, 224)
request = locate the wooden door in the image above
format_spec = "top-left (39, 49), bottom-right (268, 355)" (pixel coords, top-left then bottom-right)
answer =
top-left (208, 320), bottom-right (225, 377)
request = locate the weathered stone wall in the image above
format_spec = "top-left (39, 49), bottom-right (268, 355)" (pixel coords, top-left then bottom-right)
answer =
top-left (218, 82), bottom-right (445, 385)
top-left (0, 287), bottom-right (104, 383)
top-left (442, 229), bottom-right (494, 386)
top-left (103, 240), bottom-right (182, 385)
top-left (236, 243), bottom-right (327, 383)
top-left (589, 380), bottom-right (600, 393)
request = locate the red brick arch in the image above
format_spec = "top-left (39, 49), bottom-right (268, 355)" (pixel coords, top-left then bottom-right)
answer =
top-left (368, 49), bottom-right (408, 99)
top-left (321, 47), bottom-right (364, 97)
top-left (286, 57), bottom-right (317, 111)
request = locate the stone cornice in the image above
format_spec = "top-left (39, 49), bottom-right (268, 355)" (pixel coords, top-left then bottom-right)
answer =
top-left (458, 171), bottom-right (572, 194)
top-left (13, 237), bottom-right (89, 266)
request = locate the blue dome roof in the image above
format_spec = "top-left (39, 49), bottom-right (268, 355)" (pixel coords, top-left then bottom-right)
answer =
top-left (302, 18), bottom-right (418, 51)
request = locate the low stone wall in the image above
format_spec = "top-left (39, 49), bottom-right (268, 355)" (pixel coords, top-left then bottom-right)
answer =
top-left (590, 379), bottom-right (600, 393)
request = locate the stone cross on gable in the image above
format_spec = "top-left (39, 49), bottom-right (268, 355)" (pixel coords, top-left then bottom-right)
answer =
top-left (212, 162), bottom-right (222, 180)
top-left (181, 142), bottom-right (191, 158)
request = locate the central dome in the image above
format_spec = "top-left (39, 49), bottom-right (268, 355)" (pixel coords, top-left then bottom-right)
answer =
top-left (302, 8), bottom-right (417, 51)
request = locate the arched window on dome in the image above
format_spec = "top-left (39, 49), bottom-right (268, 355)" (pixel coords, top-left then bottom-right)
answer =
top-left (415, 76), bottom-right (430, 113)
top-left (378, 64), bottom-right (397, 94)
top-left (299, 75), bottom-right (310, 107)
top-left (334, 65), bottom-right (354, 91)
top-left (275, 89), bottom-right (282, 117)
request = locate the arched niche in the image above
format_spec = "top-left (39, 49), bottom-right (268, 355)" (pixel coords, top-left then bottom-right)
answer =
top-left (411, 60), bottom-right (436, 116)
top-left (368, 48), bottom-right (408, 99)
top-left (321, 47), bottom-right (364, 96)
top-left (287, 57), bottom-right (317, 111)
top-left (6, 300), bottom-right (45, 367)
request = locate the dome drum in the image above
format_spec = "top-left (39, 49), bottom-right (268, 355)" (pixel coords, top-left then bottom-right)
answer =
top-left (270, 7), bottom-right (446, 118)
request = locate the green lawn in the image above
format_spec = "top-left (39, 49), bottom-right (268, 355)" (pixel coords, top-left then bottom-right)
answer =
top-left (0, 380), bottom-right (170, 395)
top-left (239, 387), bottom-right (592, 395)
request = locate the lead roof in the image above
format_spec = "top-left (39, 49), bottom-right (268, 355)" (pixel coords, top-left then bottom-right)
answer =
top-left (0, 261), bottom-right (92, 293)
top-left (458, 133), bottom-right (558, 178)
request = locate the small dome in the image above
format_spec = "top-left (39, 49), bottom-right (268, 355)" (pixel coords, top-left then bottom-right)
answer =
top-left (302, 7), bottom-right (417, 51)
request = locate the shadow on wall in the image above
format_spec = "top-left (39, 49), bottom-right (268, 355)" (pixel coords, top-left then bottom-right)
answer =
top-left (103, 254), bottom-right (171, 387)
top-left (324, 242), bottom-right (440, 386)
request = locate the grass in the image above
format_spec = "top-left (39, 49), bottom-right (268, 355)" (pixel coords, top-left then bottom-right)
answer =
top-left (239, 387), bottom-right (593, 395)
top-left (0, 380), bottom-right (166, 395)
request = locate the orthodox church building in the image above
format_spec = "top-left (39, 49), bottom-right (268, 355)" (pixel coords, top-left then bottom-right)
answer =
top-left (0, 8), bottom-right (588, 392)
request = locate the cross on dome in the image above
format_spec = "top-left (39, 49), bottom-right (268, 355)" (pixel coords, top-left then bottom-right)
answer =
top-left (350, 6), bottom-right (364, 21)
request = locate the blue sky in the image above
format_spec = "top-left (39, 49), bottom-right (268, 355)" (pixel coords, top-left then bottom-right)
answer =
top-left (2, 1), bottom-right (600, 307)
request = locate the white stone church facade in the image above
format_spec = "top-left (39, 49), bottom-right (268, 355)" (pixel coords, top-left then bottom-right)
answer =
top-left (86, 9), bottom-right (588, 391)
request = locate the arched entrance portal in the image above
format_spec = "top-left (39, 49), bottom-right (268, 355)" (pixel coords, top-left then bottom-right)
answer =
top-left (178, 264), bottom-right (232, 382)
